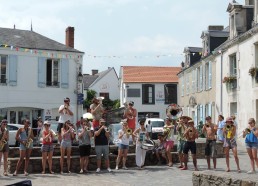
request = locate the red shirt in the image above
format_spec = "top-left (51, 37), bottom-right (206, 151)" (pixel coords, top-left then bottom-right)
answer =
top-left (42, 130), bottom-right (53, 145)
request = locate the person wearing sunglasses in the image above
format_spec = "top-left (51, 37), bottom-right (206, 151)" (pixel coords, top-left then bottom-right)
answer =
top-left (0, 119), bottom-right (9, 176)
top-left (13, 119), bottom-right (34, 176)
top-left (57, 97), bottom-right (74, 143)
top-left (41, 121), bottom-right (55, 174)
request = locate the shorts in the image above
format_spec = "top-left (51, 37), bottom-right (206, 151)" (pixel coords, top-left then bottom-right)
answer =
top-left (118, 144), bottom-right (129, 150)
top-left (61, 140), bottom-right (72, 148)
top-left (41, 144), bottom-right (54, 152)
top-left (183, 141), bottom-right (196, 155)
top-left (223, 138), bottom-right (237, 149)
top-left (177, 140), bottom-right (186, 153)
top-left (0, 143), bottom-right (9, 153)
top-left (205, 140), bottom-right (217, 158)
top-left (57, 123), bottom-right (64, 133)
top-left (164, 140), bottom-right (174, 149)
top-left (20, 141), bottom-right (33, 150)
top-left (245, 142), bottom-right (258, 149)
top-left (95, 145), bottom-right (109, 160)
top-left (79, 144), bottom-right (91, 157)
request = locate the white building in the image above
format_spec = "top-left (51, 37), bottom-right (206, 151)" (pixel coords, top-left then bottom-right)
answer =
top-left (83, 67), bottom-right (119, 100)
top-left (119, 66), bottom-right (181, 120)
top-left (0, 26), bottom-right (84, 125)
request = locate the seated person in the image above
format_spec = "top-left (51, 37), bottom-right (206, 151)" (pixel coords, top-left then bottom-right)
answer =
top-left (153, 134), bottom-right (167, 165)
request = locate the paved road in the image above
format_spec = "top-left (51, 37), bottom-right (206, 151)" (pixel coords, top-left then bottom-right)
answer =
top-left (0, 144), bottom-right (255, 186)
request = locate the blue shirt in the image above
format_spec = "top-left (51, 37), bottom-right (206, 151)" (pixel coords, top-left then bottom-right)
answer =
top-left (245, 128), bottom-right (258, 143)
top-left (217, 120), bottom-right (225, 141)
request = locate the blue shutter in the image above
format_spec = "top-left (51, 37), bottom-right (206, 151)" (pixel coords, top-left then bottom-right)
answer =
top-left (9, 55), bottom-right (18, 86)
top-left (38, 57), bottom-right (46, 88)
top-left (61, 59), bottom-right (69, 88)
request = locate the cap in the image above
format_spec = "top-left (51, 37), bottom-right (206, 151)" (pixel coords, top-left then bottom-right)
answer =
top-left (99, 119), bottom-right (106, 123)
top-left (122, 121), bottom-right (128, 125)
top-left (64, 97), bottom-right (70, 101)
top-left (44, 121), bottom-right (51, 125)
top-left (226, 117), bottom-right (233, 123)
top-left (1, 119), bottom-right (7, 124)
top-left (128, 101), bottom-right (134, 106)
top-left (188, 120), bottom-right (194, 124)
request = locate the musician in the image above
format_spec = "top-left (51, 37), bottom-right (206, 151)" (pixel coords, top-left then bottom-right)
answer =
top-left (123, 101), bottom-right (137, 143)
top-left (13, 119), bottom-right (34, 176)
top-left (94, 119), bottom-right (112, 173)
top-left (60, 120), bottom-right (75, 174)
top-left (57, 97), bottom-right (74, 143)
top-left (243, 118), bottom-right (258, 174)
top-left (181, 120), bottom-right (198, 171)
top-left (41, 121), bottom-right (55, 174)
top-left (153, 133), bottom-right (167, 165)
top-left (90, 97), bottom-right (104, 129)
top-left (216, 115), bottom-right (225, 142)
top-left (78, 119), bottom-right (92, 173)
top-left (223, 117), bottom-right (240, 172)
top-left (133, 119), bottom-right (149, 169)
top-left (0, 119), bottom-right (9, 176)
top-left (176, 118), bottom-right (186, 169)
top-left (163, 117), bottom-right (175, 167)
top-left (116, 121), bottom-right (131, 170)
top-left (202, 116), bottom-right (217, 170)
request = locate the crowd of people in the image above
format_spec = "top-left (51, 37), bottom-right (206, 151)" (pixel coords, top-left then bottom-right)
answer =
top-left (0, 98), bottom-right (258, 176)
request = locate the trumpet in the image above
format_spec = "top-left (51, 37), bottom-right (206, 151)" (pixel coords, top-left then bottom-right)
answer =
top-left (126, 128), bottom-right (133, 135)
top-left (205, 123), bottom-right (210, 128)
top-left (86, 127), bottom-right (91, 132)
top-left (104, 127), bottom-right (110, 132)
top-left (50, 129), bottom-right (57, 137)
top-left (245, 128), bottom-right (251, 134)
top-left (25, 138), bottom-right (33, 149)
top-left (69, 126), bottom-right (75, 133)
top-left (226, 125), bottom-right (232, 131)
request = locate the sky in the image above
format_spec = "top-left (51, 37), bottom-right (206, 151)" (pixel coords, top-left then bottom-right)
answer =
top-left (0, 0), bottom-right (245, 74)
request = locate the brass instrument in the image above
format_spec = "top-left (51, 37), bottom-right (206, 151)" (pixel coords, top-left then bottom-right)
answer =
top-left (86, 127), bottom-right (91, 132)
top-left (104, 127), bottom-right (110, 133)
top-left (25, 128), bottom-right (33, 149)
top-left (50, 129), bottom-right (57, 137)
top-left (245, 128), bottom-right (251, 134)
top-left (166, 103), bottom-right (182, 120)
top-left (126, 128), bottom-right (133, 135)
top-left (226, 124), bottom-right (232, 131)
top-left (0, 140), bottom-right (7, 151)
top-left (163, 126), bottom-right (171, 139)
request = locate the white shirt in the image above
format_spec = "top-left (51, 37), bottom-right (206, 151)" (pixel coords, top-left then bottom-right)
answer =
top-left (118, 129), bottom-right (130, 145)
top-left (58, 105), bottom-right (74, 123)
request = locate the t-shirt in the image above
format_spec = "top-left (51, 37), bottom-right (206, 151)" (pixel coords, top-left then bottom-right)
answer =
top-left (58, 105), bottom-right (74, 123)
top-left (217, 120), bottom-right (225, 141)
top-left (118, 129), bottom-right (130, 145)
top-left (94, 127), bottom-right (108, 146)
top-left (78, 127), bottom-right (91, 145)
top-left (90, 103), bottom-right (103, 120)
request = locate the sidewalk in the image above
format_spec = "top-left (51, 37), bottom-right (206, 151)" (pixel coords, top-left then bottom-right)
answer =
top-left (0, 143), bottom-right (253, 186)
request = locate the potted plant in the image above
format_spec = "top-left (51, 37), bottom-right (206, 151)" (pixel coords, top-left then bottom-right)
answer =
top-left (248, 67), bottom-right (258, 77)
top-left (222, 76), bottom-right (237, 83)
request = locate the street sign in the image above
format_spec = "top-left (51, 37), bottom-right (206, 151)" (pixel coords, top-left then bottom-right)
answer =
top-left (77, 93), bottom-right (84, 105)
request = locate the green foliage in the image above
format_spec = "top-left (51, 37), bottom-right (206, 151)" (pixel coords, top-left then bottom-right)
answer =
top-left (197, 120), bottom-right (205, 138)
top-left (83, 89), bottom-right (97, 110)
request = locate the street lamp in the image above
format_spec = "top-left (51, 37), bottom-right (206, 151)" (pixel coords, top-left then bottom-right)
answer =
top-left (77, 72), bottom-right (83, 83)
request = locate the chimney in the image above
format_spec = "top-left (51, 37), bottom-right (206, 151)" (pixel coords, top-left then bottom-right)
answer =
top-left (65, 26), bottom-right (74, 48)
top-left (92, 69), bottom-right (98, 75)
top-left (208, 25), bottom-right (224, 31)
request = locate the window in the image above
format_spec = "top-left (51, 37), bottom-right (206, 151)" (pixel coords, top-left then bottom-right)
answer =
top-left (99, 92), bottom-right (109, 99)
top-left (229, 54), bottom-right (237, 76)
top-left (127, 89), bottom-right (140, 97)
top-left (192, 69), bottom-right (196, 93)
top-left (205, 61), bottom-right (212, 90)
top-left (46, 59), bottom-right (60, 87)
top-left (0, 55), bottom-right (7, 84)
top-left (164, 84), bottom-right (177, 104)
top-left (142, 84), bottom-right (155, 104)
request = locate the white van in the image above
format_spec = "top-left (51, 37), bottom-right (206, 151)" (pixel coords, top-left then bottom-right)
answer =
top-left (144, 118), bottom-right (165, 140)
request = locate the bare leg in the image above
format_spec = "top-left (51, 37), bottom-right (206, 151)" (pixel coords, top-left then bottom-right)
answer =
top-left (232, 147), bottom-right (240, 172)
top-left (224, 147), bottom-right (230, 172)
top-left (192, 154), bottom-right (198, 171)
top-left (24, 149), bottom-right (32, 174)
top-left (206, 156), bottom-right (211, 169)
top-left (3, 152), bottom-right (8, 175)
top-left (123, 149), bottom-right (128, 167)
top-left (14, 150), bottom-right (26, 175)
top-left (48, 151), bottom-right (54, 173)
top-left (42, 152), bottom-right (47, 173)
top-left (60, 147), bottom-right (65, 173)
top-left (67, 148), bottom-right (72, 172)
top-left (213, 157), bottom-right (217, 169)
top-left (247, 148), bottom-right (254, 171)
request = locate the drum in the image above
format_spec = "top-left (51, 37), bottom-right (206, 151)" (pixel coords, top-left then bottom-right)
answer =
top-left (141, 139), bottom-right (155, 151)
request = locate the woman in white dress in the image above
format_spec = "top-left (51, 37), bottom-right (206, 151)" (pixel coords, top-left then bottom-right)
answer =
top-left (133, 120), bottom-right (149, 169)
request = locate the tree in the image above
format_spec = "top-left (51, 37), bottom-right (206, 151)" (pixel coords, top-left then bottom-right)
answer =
top-left (83, 89), bottom-right (96, 110)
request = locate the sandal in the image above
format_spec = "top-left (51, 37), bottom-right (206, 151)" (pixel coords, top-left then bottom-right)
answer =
top-left (13, 171), bottom-right (17, 176)
top-left (24, 172), bottom-right (29, 176)
top-left (49, 171), bottom-right (54, 174)
top-left (4, 172), bottom-right (8, 176)
top-left (41, 171), bottom-right (45, 174)
top-left (168, 162), bottom-right (173, 167)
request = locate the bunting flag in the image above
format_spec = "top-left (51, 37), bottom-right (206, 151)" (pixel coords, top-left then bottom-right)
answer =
top-left (85, 53), bottom-right (182, 59)
top-left (0, 43), bottom-right (83, 59)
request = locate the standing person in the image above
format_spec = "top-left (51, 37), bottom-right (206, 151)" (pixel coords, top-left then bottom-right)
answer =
top-left (163, 117), bottom-right (175, 167)
top-left (94, 119), bottom-right (112, 173)
top-left (133, 119), bottom-right (149, 169)
top-left (41, 121), bottom-right (55, 174)
top-left (202, 116), bottom-right (217, 170)
top-left (13, 119), bottom-right (34, 176)
top-left (176, 118), bottom-right (186, 169)
top-left (124, 101), bottom-right (137, 143)
top-left (223, 117), bottom-right (241, 172)
top-left (217, 115), bottom-right (225, 142)
top-left (90, 97), bottom-right (104, 129)
top-left (181, 120), bottom-right (199, 171)
top-left (78, 119), bottom-right (92, 173)
top-left (60, 120), bottom-right (74, 174)
top-left (57, 97), bottom-right (74, 143)
top-left (0, 120), bottom-right (9, 176)
top-left (242, 118), bottom-right (258, 174)
top-left (115, 121), bottom-right (131, 170)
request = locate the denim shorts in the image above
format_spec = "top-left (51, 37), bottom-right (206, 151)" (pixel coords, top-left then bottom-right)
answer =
top-left (118, 143), bottom-right (129, 150)
top-left (41, 144), bottom-right (54, 152)
top-left (95, 145), bottom-right (109, 160)
top-left (20, 141), bottom-right (33, 150)
top-left (246, 142), bottom-right (258, 149)
top-left (61, 140), bottom-right (72, 149)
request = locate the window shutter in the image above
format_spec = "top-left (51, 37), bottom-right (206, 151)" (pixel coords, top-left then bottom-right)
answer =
top-left (200, 66), bottom-right (203, 91)
top-left (61, 59), bottom-right (69, 88)
top-left (9, 55), bottom-right (18, 86)
top-left (203, 64), bottom-right (206, 90)
top-left (38, 57), bottom-right (46, 88)
top-left (209, 61), bottom-right (212, 88)
top-left (208, 103), bottom-right (212, 117)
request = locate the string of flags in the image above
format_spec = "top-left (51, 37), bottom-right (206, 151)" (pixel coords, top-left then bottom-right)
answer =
top-left (85, 53), bottom-right (183, 59)
top-left (0, 44), bottom-right (83, 59)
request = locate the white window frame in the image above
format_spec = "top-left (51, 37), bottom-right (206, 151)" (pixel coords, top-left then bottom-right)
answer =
top-left (0, 55), bottom-right (7, 84)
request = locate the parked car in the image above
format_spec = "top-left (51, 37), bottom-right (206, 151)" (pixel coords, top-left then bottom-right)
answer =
top-left (145, 118), bottom-right (165, 140)
top-left (108, 123), bottom-right (133, 145)
top-left (6, 124), bottom-right (24, 146)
